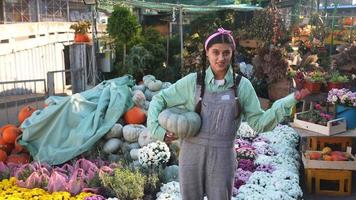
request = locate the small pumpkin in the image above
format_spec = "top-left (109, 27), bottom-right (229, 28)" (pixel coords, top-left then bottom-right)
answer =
top-left (2, 127), bottom-right (21, 144)
top-left (6, 153), bottom-right (30, 164)
top-left (0, 124), bottom-right (16, 133)
top-left (133, 84), bottom-right (146, 92)
top-left (158, 107), bottom-right (201, 138)
top-left (160, 165), bottom-right (179, 183)
top-left (18, 105), bottom-right (36, 124)
top-left (144, 89), bottom-right (159, 101)
top-left (103, 138), bottom-right (123, 154)
top-left (138, 128), bottom-right (156, 147)
top-left (147, 80), bottom-right (162, 92)
top-left (105, 124), bottom-right (123, 139)
top-left (14, 134), bottom-right (25, 153)
top-left (123, 124), bottom-right (145, 143)
top-left (309, 152), bottom-right (321, 160)
top-left (0, 149), bottom-right (7, 162)
top-left (123, 106), bottom-right (146, 124)
top-left (321, 147), bottom-right (332, 155)
top-left (143, 75), bottom-right (156, 85)
top-left (132, 90), bottom-right (146, 108)
top-left (130, 148), bottom-right (140, 160)
top-left (322, 155), bottom-right (333, 161)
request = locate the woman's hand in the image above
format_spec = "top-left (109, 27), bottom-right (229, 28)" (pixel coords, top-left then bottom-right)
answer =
top-left (294, 88), bottom-right (311, 101)
top-left (164, 131), bottom-right (178, 144)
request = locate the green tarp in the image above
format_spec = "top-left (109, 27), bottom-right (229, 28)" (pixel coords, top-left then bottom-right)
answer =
top-left (19, 75), bottom-right (135, 165)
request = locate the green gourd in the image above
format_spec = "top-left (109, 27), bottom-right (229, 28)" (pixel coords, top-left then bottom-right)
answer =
top-left (160, 165), bottom-right (179, 183)
top-left (158, 107), bottom-right (201, 138)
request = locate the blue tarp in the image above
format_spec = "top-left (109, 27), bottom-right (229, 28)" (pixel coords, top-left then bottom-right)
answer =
top-left (19, 75), bottom-right (135, 165)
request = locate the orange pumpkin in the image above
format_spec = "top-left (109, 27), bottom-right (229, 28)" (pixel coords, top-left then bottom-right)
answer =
top-left (2, 127), bottom-right (21, 144)
top-left (0, 124), bottom-right (17, 133)
top-left (323, 155), bottom-right (333, 161)
top-left (6, 153), bottom-right (30, 164)
top-left (123, 106), bottom-right (146, 124)
top-left (309, 152), bottom-right (321, 160)
top-left (0, 150), bottom-right (7, 162)
top-left (18, 105), bottom-right (36, 124)
top-left (0, 137), bottom-right (14, 154)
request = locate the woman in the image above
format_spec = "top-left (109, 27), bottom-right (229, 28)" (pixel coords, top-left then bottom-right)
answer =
top-left (147, 28), bottom-right (309, 200)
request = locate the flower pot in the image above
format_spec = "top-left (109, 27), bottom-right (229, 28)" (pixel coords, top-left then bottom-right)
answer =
top-left (336, 104), bottom-right (356, 129)
top-left (327, 82), bottom-right (344, 91)
top-left (304, 81), bottom-right (322, 93)
top-left (74, 33), bottom-right (90, 43)
top-left (267, 79), bottom-right (291, 101)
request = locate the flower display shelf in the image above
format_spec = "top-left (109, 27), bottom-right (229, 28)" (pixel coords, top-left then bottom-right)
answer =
top-left (292, 111), bottom-right (346, 136)
top-left (302, 150), bottom-right (356, 170)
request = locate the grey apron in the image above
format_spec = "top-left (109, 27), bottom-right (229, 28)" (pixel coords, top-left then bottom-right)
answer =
top-left (179, 84), bottom-right (240, 200)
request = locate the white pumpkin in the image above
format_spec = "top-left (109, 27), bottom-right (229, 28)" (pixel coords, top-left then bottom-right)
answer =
top-left (143, 75), bottom-right (156, 83)
top-left (130, 148), bottom-right (140, 160)
top-left (143, 75), bottom-right (156, 88)
top-left (123, 124), bottom-right (145, 143)
top-left (108, 153), bottom-right (121, 162)
top-left (132, 90), bottom-right (146, 108)
top-left (158, 107), bottom-right (201, 138)
top-left (105, 123), bottom-right (123, 139)
top-left (133, 84), bottom-right (146, 92)
top-left (103, 138), bottom-right (123, 154)
top-left (138, 128), bottom-right (156, 147)
top-left (144, 89), bottom-right (159, 101)
top-left (128, 142), bottom-right (141, 150)
top-left (161, 82), bottom-right (172, 89)
top-left (147, 80), bottom-right (162, 91)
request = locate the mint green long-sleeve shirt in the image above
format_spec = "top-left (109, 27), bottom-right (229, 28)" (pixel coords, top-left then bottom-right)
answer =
top-left (147, 66), bottom-right (298, 141)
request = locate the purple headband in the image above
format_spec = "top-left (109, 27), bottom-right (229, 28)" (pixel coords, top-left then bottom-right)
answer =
top-left (204, 28), bottom-right (236, 51)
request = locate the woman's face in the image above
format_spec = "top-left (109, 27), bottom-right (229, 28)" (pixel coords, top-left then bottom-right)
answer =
top-left (206, 43), bottom-right (233, 79)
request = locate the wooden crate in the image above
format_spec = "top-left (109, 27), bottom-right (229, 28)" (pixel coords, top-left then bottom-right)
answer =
top-left (305, 168), bottom-right (352, 195)
top-left (308, 137), bottom-right (352, 151)
top-left (293, 111), bottom-right (347, 136)
top-left (302, 151), bottom-right (356, 170)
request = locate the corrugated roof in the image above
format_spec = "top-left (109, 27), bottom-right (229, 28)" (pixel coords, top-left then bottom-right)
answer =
top-left (122, 0), bottom-right (262, 12)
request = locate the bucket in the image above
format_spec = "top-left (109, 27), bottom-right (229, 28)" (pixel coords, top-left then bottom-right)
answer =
top-left (336, 104), bottom-right (356, 129)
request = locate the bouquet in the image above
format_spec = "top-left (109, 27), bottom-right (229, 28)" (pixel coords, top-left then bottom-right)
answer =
top-left (138, 141), bottom-right (171, 167)
top-left (327, 88), bottom-right (356, 107)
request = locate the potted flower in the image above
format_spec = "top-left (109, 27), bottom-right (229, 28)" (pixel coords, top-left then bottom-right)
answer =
top-left (327, 88), bottom-right (356, 129)
top-left (326, 71), bottom-right (349, 91)
top-left (70, 21), bottom-right (91, 43)
top-left (304, 70), bottom-right (326, 93)
top-left (252, 46), bottom-right (290, 101)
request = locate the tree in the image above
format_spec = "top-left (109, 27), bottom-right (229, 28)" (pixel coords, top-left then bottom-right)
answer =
top-left (107, 5), bottom-right (140, 66)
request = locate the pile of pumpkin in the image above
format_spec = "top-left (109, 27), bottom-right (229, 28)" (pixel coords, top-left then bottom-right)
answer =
top-left (98, 74), bottom-right (201, 169)
top-left (308, 147), bottom-right (354, 161)
top-left (0, 105), bottom-right (36, 164)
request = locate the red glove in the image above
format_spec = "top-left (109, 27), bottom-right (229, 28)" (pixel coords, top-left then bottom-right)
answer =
top-left (294, 88), bottom-right (311, 101)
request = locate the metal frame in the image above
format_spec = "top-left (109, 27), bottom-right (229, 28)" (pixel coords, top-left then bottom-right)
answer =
top-left (1, 0), bottom-right (88, 23)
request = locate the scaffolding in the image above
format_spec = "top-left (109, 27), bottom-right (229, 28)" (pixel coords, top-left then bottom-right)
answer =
top-left (0, 0), bottom-right (89, 24)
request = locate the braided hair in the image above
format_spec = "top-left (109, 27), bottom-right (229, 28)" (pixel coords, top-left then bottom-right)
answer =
top-left (195, 34), bottom-right (241, 119)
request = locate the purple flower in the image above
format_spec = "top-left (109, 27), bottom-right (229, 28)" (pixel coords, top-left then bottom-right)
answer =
top-left (234, 179), bottom-right (246, 189)
top-left (255, 164), bottom-right (276, 173)
top-left (238, 159), bottom-right (255, 172)
top-left (234, 138), bottom-right (251, 149)
top-left (235, 168), bottom-right (253, 182)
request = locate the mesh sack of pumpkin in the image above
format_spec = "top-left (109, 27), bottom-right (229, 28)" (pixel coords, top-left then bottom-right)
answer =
top-left (158, 107), bottom-right (202, 140)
